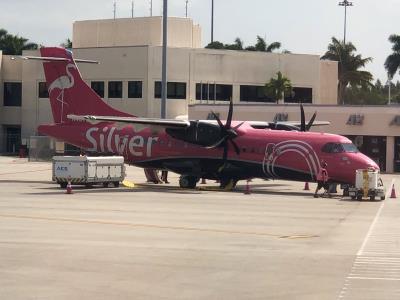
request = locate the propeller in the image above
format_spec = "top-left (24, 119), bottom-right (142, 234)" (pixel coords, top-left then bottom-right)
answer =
top-left (300, 104), bottom-right (317, 132)
top-left (206, 99), bottom-right (244, 168)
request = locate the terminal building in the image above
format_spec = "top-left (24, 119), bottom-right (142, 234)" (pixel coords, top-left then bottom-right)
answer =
top-left (0, 17), bottom-right (399, 172)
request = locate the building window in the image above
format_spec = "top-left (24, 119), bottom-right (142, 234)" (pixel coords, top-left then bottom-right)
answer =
top-left (108, 81), bottom-right (122, 98)
top-left (128, 81), bottom-right (142, 98)
top-left (154, 82), bottom-right (186, 99)
top-left (3, 82), bottom-right (22, 106)
top-left (38, 82), bottom-right (49, 98)
top-left (240, 85), bottom-right (274, 102)
top-left (284, 87), bottom-right (312, 103)
top-left (91, 81), bottom-right (105, 98)
top-left (196, 83), bottom-right (233, 101)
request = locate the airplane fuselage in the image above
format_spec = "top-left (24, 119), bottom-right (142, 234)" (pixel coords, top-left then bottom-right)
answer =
top-left (39, 121), bottom-right (378, 185)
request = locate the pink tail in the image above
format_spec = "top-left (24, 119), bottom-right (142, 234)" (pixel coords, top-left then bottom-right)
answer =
top-left (40, 47), bottom-right (132, 124)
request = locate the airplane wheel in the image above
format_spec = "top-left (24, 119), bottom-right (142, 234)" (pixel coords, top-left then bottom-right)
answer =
top-left (219, 178), bottom-right (237, 190)
top-left (179, 176), bottom-right (197, 189)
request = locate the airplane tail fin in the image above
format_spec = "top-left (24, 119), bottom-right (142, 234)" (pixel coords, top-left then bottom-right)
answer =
top-left (40, 47), bottom-right (133, 124)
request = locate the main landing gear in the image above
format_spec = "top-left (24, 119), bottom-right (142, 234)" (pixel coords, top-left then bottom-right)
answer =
top-left (179, 175), bottom-right (199, 189)
top-left (178, 175), bottom-right (238, 190)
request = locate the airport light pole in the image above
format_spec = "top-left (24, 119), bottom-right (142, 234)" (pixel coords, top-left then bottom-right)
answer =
top-left (161, 0), bottom-right (168, 118)
top-left (387, 78), bottom-right (392, 105)
top-left (338, 0), bottom-right (353, 44)
top-left (211, 0), bottom-right (214, 43)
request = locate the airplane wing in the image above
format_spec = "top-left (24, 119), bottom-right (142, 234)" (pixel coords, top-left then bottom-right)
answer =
top-left (247, 120), bottom-right (330, 129)
top-left (279, 121), bottom-right (330, 127)
top-left (67, 114), bottom-right (190, 128)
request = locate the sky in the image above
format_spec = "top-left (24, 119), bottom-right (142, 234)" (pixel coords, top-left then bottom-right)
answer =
top-left (1, 0), bottom-right (399, 82)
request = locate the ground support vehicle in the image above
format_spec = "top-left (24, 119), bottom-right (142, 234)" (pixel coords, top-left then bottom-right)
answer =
top-left (348, 169), bottom-right (385, 201)
top-left (52, 156), bottom-right (125, 188)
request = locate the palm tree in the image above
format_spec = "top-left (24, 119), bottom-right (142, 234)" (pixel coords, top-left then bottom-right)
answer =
top-left (265, 71), bottom-right (292, 103)
top-left (246, 36), bottom-right (281, 52)
top-left (321, 37), bottom-right (373, 104)
top-left (385, 34), bottom-right (400, 79)
top-left (224, 38), bottom-right (244, 50)
top-left (60, 38), bottom-right (73, 49)
top-left (205, 41), bottom-right (225, 49)
top-left (0, 29), bottom-right (38, 55)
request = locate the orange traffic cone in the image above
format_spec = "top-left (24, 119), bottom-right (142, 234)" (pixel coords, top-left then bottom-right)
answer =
top-left (244, 180), bottom-right (251, 195)
top-left (201, 178), bottom-right (206, 184)
top-left (66, 180), bottom-right (73, 194)
top-left (304, 182), bottom-right (310, 191)
top-left (390, 184), bottom-right (397, 199)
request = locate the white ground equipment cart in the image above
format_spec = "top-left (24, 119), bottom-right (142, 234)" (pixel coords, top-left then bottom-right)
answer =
top-left (348, 169), bottom-right (385, 201)
top-left (52, 156), bottom-right (125, 188)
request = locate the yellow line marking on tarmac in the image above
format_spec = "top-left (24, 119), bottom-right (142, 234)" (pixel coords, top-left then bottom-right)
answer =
top-left (122, 180), bottom-right (135, 188)
top-left (0, 214), bottom-right (318, 239)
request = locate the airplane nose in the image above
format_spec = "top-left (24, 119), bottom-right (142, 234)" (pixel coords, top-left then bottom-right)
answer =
top-left (357, 153), bottom-right (380, 171)
top-left (368, 161), bottom-right (380, 171)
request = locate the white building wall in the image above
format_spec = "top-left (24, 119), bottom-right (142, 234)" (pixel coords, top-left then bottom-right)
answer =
top-left (73, 17), bottom-right (201, 49)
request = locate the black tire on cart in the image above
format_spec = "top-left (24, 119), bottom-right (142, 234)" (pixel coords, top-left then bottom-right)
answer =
top-left (369, 196), bottom-right (375, 201)
top-left (380, 196), bottom-right (385, 200)
top-left (356, 194), bottom-right (362, 201)
top-left (113, 181), bottom-right (120, 187)
top-left (59, 182), bottom-right (67, 188)
top-left (103, 182), bottom-right (109, 188)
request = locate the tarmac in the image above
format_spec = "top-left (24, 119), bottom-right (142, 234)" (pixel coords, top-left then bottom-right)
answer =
top-left (0, 156), bottom-right (399, 300)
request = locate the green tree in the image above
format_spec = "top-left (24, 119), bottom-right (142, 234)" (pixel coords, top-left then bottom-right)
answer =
top-left (375, 79), bottom-right (383, 91)
top-left (224, 38), bottom-right (243, 50)
top-left (246, 36), bottom-right (281, 52)
top-left (343, 85), bottom-right (386, 105)
top-left (0, 28), bottom-right (38, 55)
top-left (321, 37), bottom-right (373, 104)
top-left (265, 71), bottom-right (292, 103)
top-left (205, 41), bottom-right (224, 49)
top-left (385, 34), bottom-right (400, 79)
top-left (60, 38), bottom-right (72, 49)
top-left (205, 36), bottom-right (284, 53)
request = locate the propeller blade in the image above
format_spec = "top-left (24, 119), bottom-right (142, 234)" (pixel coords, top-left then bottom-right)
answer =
top-left (300, 104), bottom-right (306, 132)
top-left (226, 99), bottom-right (233, 129)
top-left (211, 111), bottom-right (224, 128)
top-left (205, 136), bottom-right (227, 149)
top-left (306, 112), bottom-right (317, 131)
top-left (230, 140), bottom-right (241, 155)
top-left (233, 121), bottom-right (245, 130)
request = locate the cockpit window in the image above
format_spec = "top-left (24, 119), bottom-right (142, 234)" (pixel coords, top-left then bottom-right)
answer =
top-left (322, 142), bottom-right (359, 153)
top-left (322, 143), bottom-right (344, 153)
top-left (342, 143), bottom-right (359, 153)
